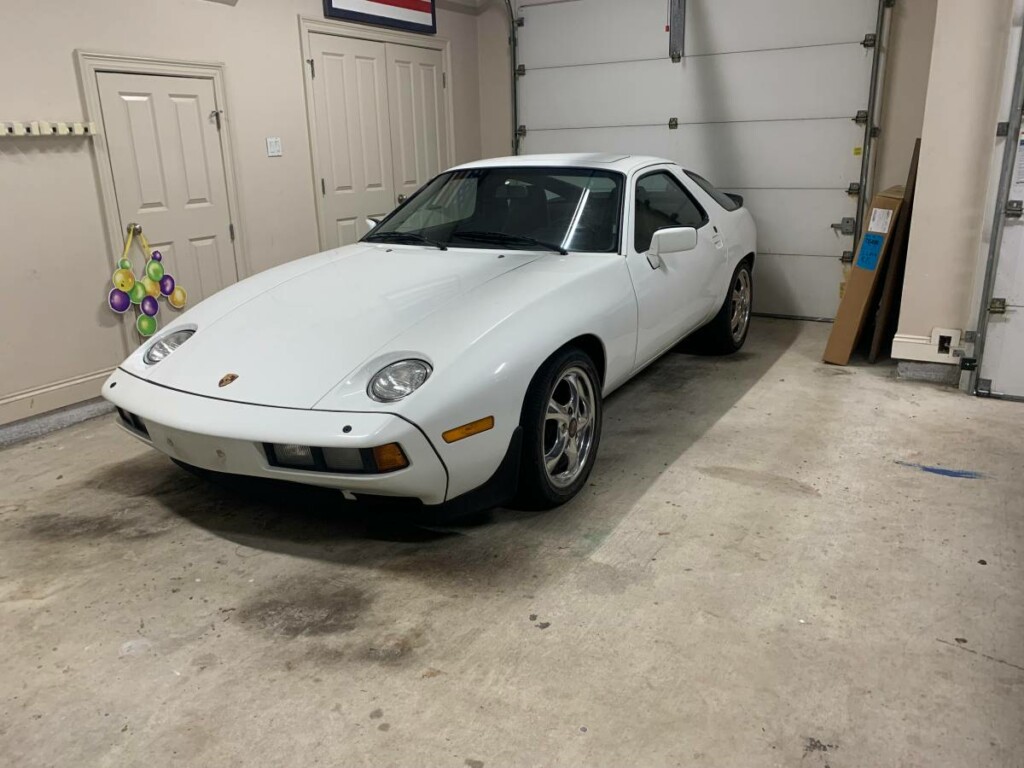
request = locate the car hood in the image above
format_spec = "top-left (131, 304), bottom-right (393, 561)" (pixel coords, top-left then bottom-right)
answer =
top-left (138, 244), bottom-right (542, 408)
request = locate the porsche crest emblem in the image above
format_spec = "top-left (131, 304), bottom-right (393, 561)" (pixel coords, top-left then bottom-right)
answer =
top-left (218, 373), bottom-right (239, 388)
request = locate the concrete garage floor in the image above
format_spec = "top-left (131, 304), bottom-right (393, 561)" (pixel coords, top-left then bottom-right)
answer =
top-left (1, 319), bottom-right (1022, 768)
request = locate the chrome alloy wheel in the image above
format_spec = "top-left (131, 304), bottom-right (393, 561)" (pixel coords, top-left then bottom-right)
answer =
top-left (730, 268), bottom-right (752, 344)
top-left (543, 365), bottom-right (597, 489)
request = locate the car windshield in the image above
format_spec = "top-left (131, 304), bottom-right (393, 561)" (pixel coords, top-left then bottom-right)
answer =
top-left (366, 167), bottom-right (623, 253)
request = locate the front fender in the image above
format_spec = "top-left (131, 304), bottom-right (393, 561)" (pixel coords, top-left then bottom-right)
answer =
top-left (318, 253), bottom-right (638, 500)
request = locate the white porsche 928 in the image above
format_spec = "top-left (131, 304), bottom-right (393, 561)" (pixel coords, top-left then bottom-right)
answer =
top-left (104, 154), bottom-right (756, 519)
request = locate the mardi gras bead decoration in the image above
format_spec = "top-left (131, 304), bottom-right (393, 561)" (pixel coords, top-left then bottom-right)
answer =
top-left (106, 224), bottom-right (189, 338)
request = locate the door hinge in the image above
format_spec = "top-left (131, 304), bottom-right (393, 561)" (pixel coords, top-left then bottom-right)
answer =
top-left (229, 223), bottom-right (235, 242)
top-left (861, 33), bottom-right (877, 48)
top-left (516, 16), bottom-right (524, 27)
top-left (516, 125), bottom-right (528, 138)
top-left (307, 58), bottom-right (315, 78)
top-left (831, 217), bottom-right (856, 236)
top-left (515, 64), bottom-right (526, 77)
top-left (853, 109), bottom-right (869, 125)
top-left (883, 0), bottom-right (896, 7)
top-left (210, 110), bottom-right (222, 130)
top-left (840, 250), bottom-right (854, 264)
top-left (997, 121), bottom-right (1009, 137)
top-left (442, 71), bottom-right (447, 88)
top-left (846, 182), bottom-right (862, 196)
top-left (976, 377), bottom-right (993, 396)
top-left (988, 297), bottom-right (1008, 314)
top-left (1006, 200), bottom-right (1023, 217)
top-left (321, 178), bottom-right (326, 196)
top-left (668, 117), bottom-right (679, 130)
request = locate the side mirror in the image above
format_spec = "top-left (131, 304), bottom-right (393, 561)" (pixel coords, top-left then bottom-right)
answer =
top-left (650, 226), bottom-right (697, 258)
top-left (365, 217), bottom-right (380, 232)
top-left (726, 192), bottom-right (744, 208)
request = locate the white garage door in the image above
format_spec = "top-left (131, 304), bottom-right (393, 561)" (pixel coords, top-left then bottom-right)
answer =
top-left (517, 0), bottom-right (880, 319)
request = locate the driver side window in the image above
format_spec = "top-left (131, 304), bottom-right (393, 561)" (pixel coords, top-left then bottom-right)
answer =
top-left (634, 171), bottom-right (707, 252)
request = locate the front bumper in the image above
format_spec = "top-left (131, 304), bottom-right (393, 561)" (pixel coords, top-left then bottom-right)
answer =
top-left (102, 369), bottom-right (448, 505)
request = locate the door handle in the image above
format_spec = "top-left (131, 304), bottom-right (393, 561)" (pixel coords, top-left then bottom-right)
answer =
top-left (397, 194), bottom-right (407, 204)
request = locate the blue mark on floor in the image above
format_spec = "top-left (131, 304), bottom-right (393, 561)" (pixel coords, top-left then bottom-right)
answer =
top-left (895, 460), bottom-right (984, 479)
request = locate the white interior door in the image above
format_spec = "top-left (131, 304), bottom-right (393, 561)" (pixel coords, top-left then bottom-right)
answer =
top-left (310, 33), bottom-right (396, 248)
top-left (386, 43), bottom-right (451, 205)
top-left (97, 71), bottom-right (238, 303)
top-left (517, 0), bottom-right (878, 319)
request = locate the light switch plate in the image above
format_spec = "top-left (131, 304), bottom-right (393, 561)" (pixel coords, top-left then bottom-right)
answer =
top-left (266, 136), bottom-right (283, 157)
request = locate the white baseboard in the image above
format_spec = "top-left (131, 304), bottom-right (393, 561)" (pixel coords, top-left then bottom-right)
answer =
top-left (891, 331), bottom-right (961, 365)
top-left (0, 368), bottom-right (113, 426)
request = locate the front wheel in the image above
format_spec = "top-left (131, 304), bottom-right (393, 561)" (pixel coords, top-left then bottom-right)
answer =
top-left (516, 347), bottom-right (603, 509)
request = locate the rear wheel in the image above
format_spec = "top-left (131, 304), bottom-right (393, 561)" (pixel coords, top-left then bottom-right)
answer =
top-left (516, 347), bottom-right (603, 509)
top-left (688, 260), bottom-right (753, 354)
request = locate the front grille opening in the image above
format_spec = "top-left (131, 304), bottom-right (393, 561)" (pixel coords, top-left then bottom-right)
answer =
top-left (116, 407), bottom-right (149, 437)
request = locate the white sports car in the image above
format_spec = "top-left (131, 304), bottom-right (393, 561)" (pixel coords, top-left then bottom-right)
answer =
top-left (104, 154), bottom-right (756, 518)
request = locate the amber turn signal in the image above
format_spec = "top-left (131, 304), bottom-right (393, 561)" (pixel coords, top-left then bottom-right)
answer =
top-left (371, 442), bottom-right (409, 472)
top-left (442, 416), bottom-right (495, 444)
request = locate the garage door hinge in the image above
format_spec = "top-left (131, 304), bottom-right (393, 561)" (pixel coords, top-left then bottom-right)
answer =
top-left (997, 121), bottom-right (1009, 137)
top-left (861, 33), bottom-right (877, 48)
top-left (229, 223), bottom-right (235, 241)
top-left (831, 217), bottom-right (856, 236)
top-left (976, 378), bottom-right (992, 396)
top-left (846, 182), bottom-right (861, 196)
top-left (853, 110), bottom-right (869, 125)
top-left (884, 0), bottom-right (896, 7)
top-left (516, 124), bottom-right (528, 138)
top-left (515, 64), bottom-right (526, 77)
top-left (1006, 200), bottom-right (1023, 217)
top-left (988, 297), bottom-right (1008, 314)
top-left (840, 250), bottom-right (854, 264)
top-left (516, 16), bottom-right (524, 27)
top-left (870, 126), bottom-right (881, 138)
top-left (307, 58), bottom-right (315, 78)
top-left (668, 117), bottom-right (679, 129)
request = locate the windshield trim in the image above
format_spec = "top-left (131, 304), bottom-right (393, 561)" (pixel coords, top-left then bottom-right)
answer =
top-left (363, 166), bottom-right (627, 256)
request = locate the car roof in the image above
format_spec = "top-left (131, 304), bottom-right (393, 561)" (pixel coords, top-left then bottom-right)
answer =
top-left (450, 153), bottom-right (677, 175)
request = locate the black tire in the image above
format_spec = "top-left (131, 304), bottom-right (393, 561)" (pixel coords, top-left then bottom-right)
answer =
top-left (515, 347), bottom-right (603, 510)
top-left (687, 259), bottom-right (753, 355)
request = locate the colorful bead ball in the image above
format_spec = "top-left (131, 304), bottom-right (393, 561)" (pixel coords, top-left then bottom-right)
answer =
top-left (168, 285), bottom-right (187, 309)
top-left (146, 259), bottom-right (164, 282)
top-left (118, 258), bottom-right (132, 270)
top-left (141, 295), bottom-right (159, 317)
top-left (159, 274), bottom-right (175, 296)
top-left (142, 276), bottom-right (161, 298)
top-left (129, 282), bottom-right (147, 304)
top-left (112, 268), bottom-right (135, 292)
top-left (108, 288), bottom-right (131, 313)
top-left (150, 250), bottom-right (162, 262)
top-left (136, 314), bottom-right (157, 337)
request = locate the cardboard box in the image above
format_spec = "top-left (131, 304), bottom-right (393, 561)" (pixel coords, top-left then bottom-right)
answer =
top-left (823, 186), bottom-right (905, 365)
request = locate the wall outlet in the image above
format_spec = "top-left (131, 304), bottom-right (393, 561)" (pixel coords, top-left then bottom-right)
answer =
top-left (930, 327), bottom-right (962, 355)
top-left (266, 136), bottom-right (283, 157)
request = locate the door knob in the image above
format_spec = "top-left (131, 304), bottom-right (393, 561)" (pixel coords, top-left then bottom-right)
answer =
top-left (397, 194), bottom-right (407, 204)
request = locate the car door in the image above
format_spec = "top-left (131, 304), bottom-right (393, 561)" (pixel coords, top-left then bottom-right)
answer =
top-left (626, 167), bottom-right (724, 366)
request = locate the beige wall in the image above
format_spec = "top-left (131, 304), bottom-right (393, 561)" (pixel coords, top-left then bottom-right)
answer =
top-left (874, 0), bottom-right (937, 192)
top-left (895, 0), bottom-right (1015, 348)
top-left (477, 0), bottom-right (514, 158)
top-left (0, 0), bottom-right (497, 424)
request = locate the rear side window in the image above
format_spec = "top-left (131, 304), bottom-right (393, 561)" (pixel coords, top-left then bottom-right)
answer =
top-left (634, 171), bottom-right (707, 252)
top-left (685, 171), bottom-right (740, 212)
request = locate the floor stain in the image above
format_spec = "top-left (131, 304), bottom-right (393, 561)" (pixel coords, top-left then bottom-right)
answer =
top-left (700, 465), bottom-right (820, 497)
top-left (235, 581), bottom-right (370, 638)
top-left (895, 460), bottom-right (984, 480)
top-left (22, 511), bottom-right (172, 542)
top-left (803, 736), bottom-right (837, 753)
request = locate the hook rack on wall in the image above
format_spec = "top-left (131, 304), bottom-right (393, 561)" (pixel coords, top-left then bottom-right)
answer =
top-left (1, 121), bottom-right (98, 137)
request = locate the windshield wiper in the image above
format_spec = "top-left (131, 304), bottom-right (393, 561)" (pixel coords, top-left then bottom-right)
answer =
top-left (364, 231), bottom-right (447, 250)
top-left (451, 230), bottom-right (568, 255)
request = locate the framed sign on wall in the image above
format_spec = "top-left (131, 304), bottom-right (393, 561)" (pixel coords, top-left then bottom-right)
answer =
top-left (323, 0), bottom-right (437, 34)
